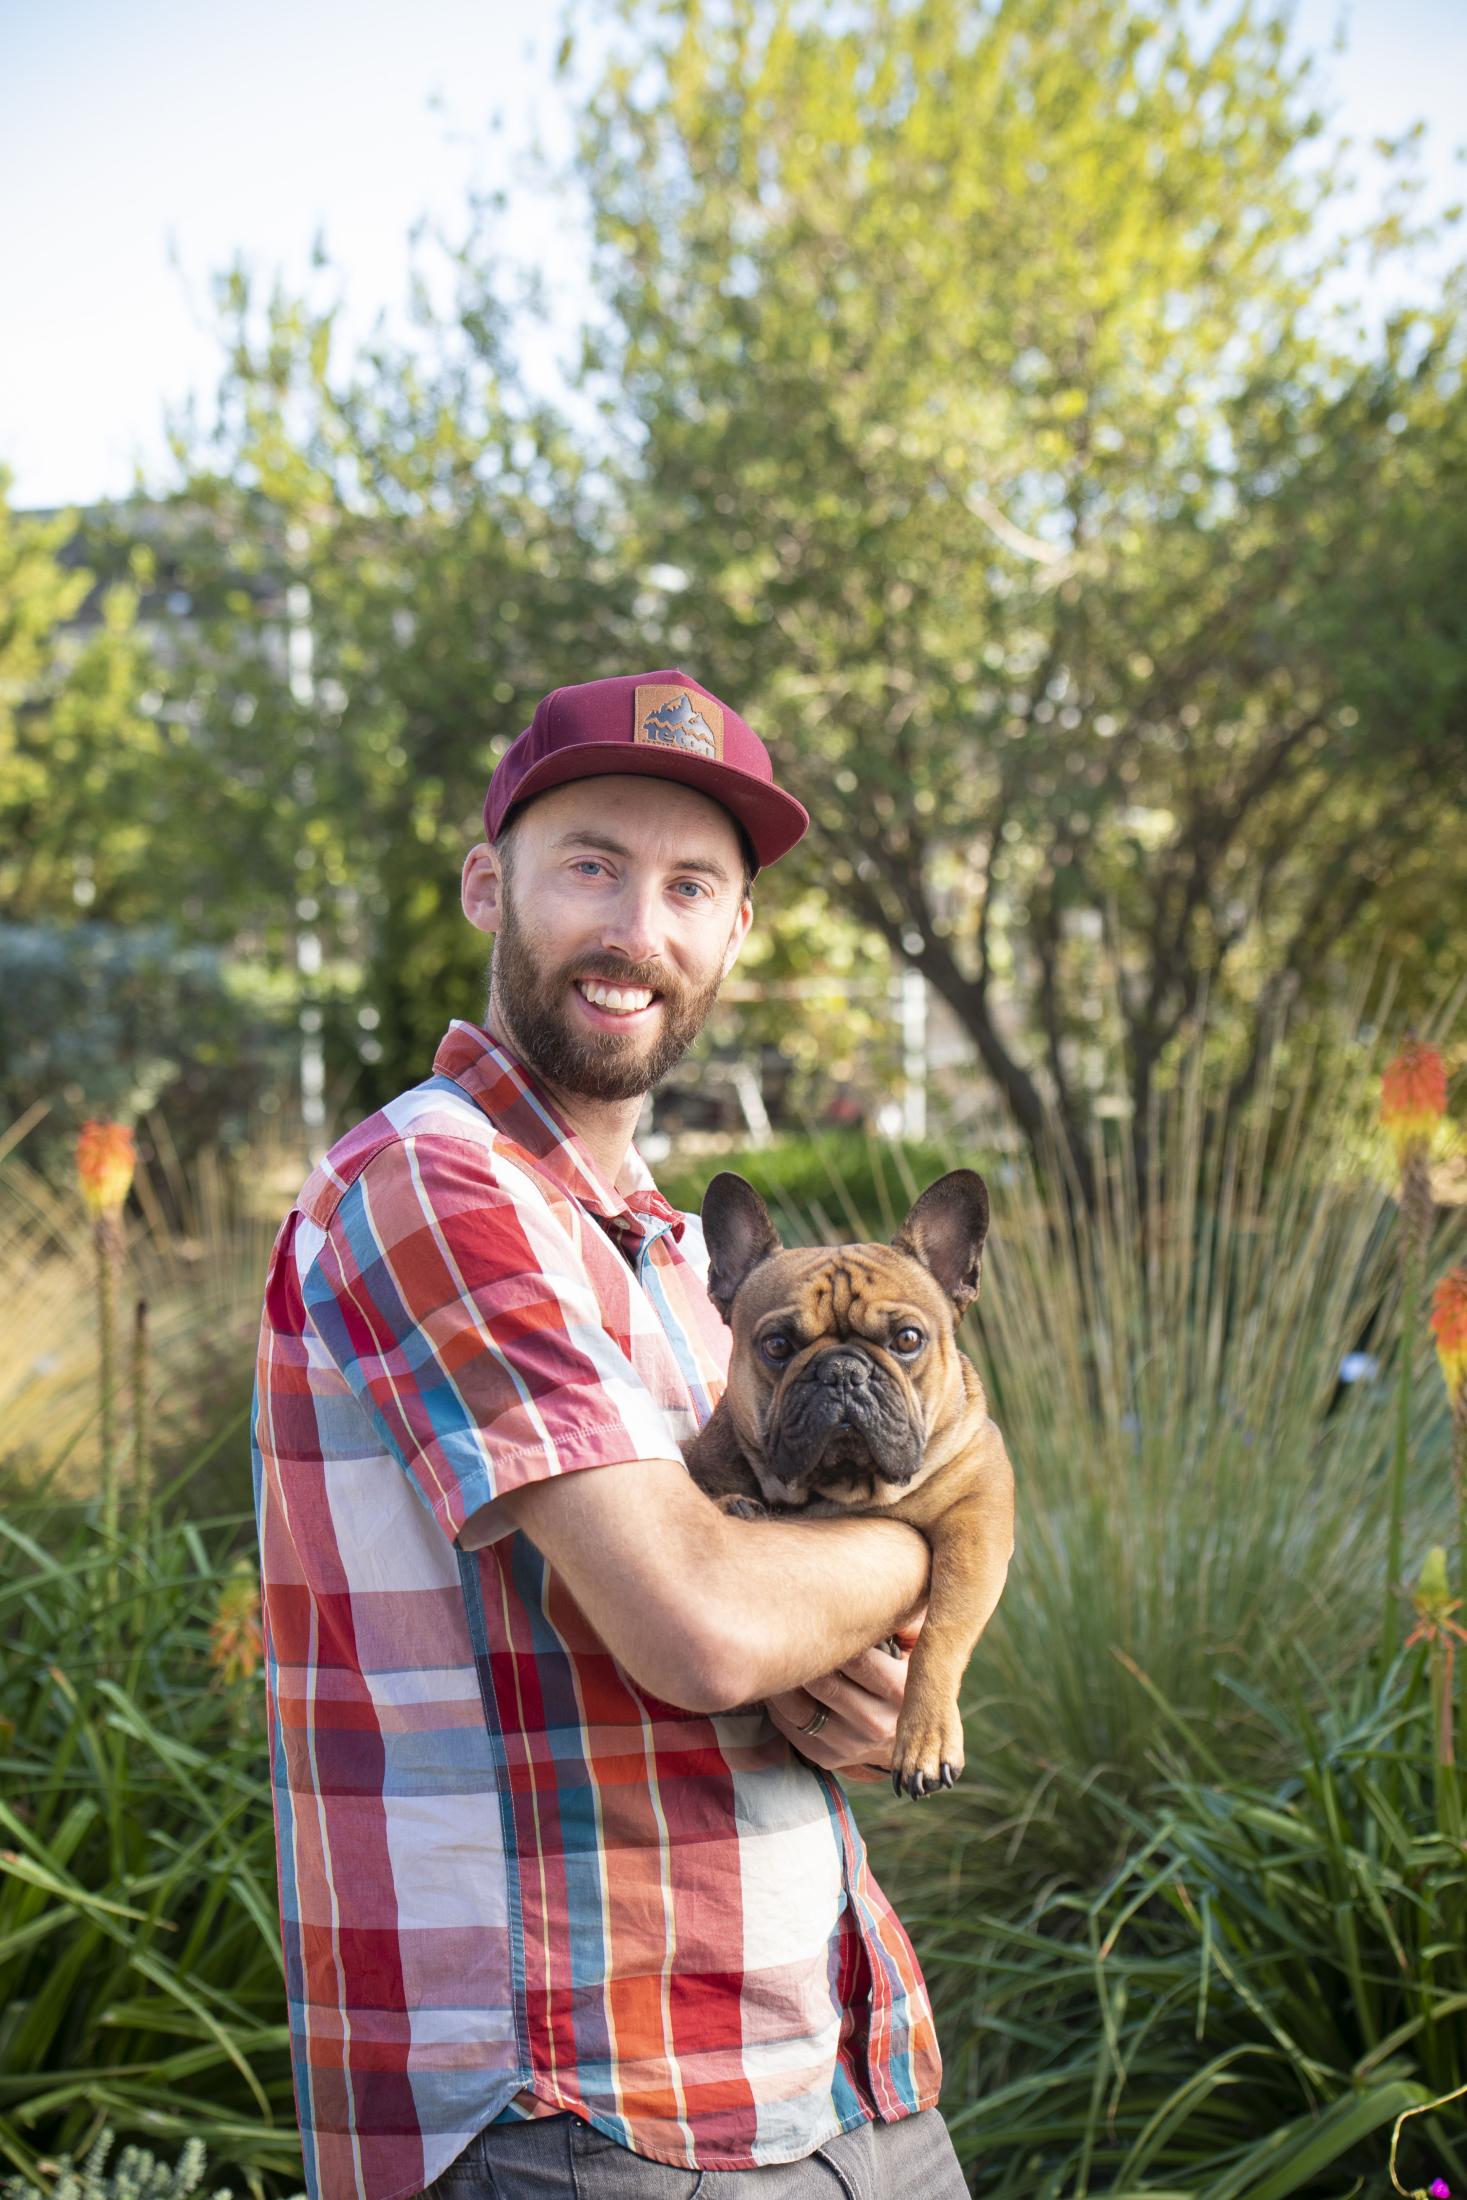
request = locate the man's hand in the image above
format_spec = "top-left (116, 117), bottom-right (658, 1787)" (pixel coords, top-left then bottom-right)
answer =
top-left (766, 1622), bottom-right (924, 1783)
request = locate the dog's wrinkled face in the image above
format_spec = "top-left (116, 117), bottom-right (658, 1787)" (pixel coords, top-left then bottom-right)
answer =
top-left (701, 1170), bottom-right (989, 1509)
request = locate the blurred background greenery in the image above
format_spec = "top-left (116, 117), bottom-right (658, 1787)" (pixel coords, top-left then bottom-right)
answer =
top-left (5, 0), bottom-right (1465, 1183)
top-left (4, 0), bottom-right (1467, 2192)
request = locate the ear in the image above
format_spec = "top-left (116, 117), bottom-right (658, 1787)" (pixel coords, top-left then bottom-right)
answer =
top-left (892, 1170), bottom-right (990, 1315)
top-left (461, 843), bottom-right (505, 936)
top-left (700, 1172), bottom-right (783, 1323)
top-left (720, 894), bottom-right (754, 979)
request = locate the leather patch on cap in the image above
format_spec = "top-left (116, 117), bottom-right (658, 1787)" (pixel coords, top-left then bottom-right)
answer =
top-left (633, 684), bottom-right (724, 761)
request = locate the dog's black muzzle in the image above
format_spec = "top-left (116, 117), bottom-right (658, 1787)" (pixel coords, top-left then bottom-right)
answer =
top-left (770, 1347), bottom-right (923, 1492)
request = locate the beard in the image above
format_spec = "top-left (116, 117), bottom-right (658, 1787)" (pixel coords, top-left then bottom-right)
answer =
top-left (489, 889), bottom-right (728, 1103)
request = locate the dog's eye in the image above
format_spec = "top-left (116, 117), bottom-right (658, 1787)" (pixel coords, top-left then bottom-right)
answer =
top-left (893, 1327), bottom-right (925, 1355)
top-left (759, 1332), bottom-right (793, 1365)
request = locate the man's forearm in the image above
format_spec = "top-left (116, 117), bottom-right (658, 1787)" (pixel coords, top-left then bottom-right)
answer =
top-left (693, 1511), bottom-right (929, 1707)
top-left (500, 1459), bottom-right (929, 1714)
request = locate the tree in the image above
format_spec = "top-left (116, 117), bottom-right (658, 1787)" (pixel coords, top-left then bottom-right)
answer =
top-left (0, 477), bottom-right (316, 1162)
top-left (156, 254), bottom-right (905, 1118)
top-left (571, 0), bottom-right (1467, 1166)
top-left (150, 259), bottom-right (638, 1105)
top-left (0, 478), bottom-right (157, 925)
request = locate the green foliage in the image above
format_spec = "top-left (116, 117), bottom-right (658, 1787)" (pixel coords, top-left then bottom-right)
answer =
top-left (11, 0), bottom-right (1457, 1146)
top-left (4, 1011), bottom-right (1464, 2192)
top-left (0, 1130), bottom-right (279, 1500)
top-left (0, 1492), bottom-right (299, 2195)
top-left (656, 1127), bottom-right (957, 1239)
top-left (148, 258), bottom-right (640, 1107)
top-left (107, 243), bottom-right (923, 1116)
top-left (639, 999), bottom-right (1467, 2065)
top-left (0, 926), bottom-right (299, 1176)
top-left (782, 1007), bottom-right (1467, 1871)
top-left (8, 2), bottom-right (1467, 1150)
top-left (714, 883), bottom-right (904, 1123)
top-left (895, 1658), bottom-right (1467, 2194)
top-left (0, 2129), bottom-right (299, 2200)
top-left (0, 482), bottom-right (159, 928)
top-left (579, 0), bottom-right (1467, 1150)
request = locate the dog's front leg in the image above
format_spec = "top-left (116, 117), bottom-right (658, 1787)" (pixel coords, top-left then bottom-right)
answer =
top-left (890, 1453), bottom-right (1015, 1798)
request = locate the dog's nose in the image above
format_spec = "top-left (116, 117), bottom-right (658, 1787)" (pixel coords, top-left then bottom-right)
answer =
top-left (817, 1350), bottom-right (874, 1389)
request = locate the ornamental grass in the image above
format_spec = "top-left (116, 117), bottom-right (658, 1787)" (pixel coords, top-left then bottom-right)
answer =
top-left (856, 1009), bottom-right (1467, 2191)
top-left (904, 1650), bottom-right (1467, 2195)
top-left (0, 1124), bottom-right (278, 1503)
top-left (0, 1482), bottom-right (295, 2196)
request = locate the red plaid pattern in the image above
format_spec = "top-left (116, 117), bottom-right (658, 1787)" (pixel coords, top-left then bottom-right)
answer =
top-left (252, 1021), bottom-right (941, 2200)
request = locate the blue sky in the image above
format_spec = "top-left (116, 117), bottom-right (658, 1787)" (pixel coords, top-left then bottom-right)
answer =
top-left (2, 0), bottom-right (1463, 509)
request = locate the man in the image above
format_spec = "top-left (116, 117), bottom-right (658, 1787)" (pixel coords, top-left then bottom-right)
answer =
top-left (253, 671), bottom-right (971, 2200)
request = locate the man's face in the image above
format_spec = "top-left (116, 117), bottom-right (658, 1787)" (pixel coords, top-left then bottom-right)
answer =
top-left (465, 775), bottom-right (753, 1104)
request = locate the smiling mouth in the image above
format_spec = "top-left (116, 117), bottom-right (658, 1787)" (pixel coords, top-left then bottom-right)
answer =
top-left (572, 978), bottom-right (661, 1022)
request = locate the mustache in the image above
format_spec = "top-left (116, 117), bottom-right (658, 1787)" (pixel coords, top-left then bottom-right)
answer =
top-left (567, 957), bottom-right (672, 991)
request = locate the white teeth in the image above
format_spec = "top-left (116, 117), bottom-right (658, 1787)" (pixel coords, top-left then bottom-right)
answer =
top-left (577, 980), bottom-right (655, 1014)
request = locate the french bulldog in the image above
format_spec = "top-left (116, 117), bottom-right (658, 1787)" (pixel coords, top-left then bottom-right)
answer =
top-left (682, 1170), bottom-right (1015, 1798)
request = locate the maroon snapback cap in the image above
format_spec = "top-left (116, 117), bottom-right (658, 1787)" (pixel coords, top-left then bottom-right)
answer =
top-left (483, 670), bottom-right (809, 873)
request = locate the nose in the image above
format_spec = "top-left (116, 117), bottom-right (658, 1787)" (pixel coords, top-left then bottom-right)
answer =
top-left (817, 1350), bottom-right (874, 1389)
top-left (597, 878), bottom-right (665, 969)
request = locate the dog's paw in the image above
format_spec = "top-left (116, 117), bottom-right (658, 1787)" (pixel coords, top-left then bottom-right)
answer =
top-left (719, 1494), bottom-right (769, 1520)
top-left (890, 1698), bottom-right (965, 1801)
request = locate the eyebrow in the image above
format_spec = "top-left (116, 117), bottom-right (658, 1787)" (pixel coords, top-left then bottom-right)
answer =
top-left (549, 830), bottom-right (735, 888)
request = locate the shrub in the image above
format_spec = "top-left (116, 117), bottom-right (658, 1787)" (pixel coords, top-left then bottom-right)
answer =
top-left (0, 925), bottom-right (299, 1181)
top-left (0, 1488), bottom-right (301, 2194)
top-left (906, 1653), bottom-right (1467, 2194)
top-left (656, 1127), bottom-right (960, 1243)
top-left (0, 2129), bottom-right (302, 2200)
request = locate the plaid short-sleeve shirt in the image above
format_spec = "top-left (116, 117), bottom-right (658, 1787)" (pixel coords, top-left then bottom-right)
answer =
top-left (252, 1020), bottom-right (940, 2200)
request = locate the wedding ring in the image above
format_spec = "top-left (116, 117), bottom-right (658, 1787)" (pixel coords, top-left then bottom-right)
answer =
top-left (798, 1704), bottom-right (830, 1736)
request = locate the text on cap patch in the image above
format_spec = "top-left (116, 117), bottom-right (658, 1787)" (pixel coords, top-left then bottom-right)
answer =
top-left (633, 685), bottom-right (724, 761)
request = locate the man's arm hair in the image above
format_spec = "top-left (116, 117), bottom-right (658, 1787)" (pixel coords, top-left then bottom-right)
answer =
top-left (490, 1460), bottom-right (929, 1715)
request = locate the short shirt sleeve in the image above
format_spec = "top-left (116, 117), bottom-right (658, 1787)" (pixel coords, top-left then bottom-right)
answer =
top-left (300, 1132), bottom-right (686, 1547)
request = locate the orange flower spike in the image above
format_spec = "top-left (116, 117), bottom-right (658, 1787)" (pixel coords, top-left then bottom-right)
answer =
top-left (210, 1567), bottom-right (264, 1687)
top-left (1380, 1039), bottom-right (1449, 1163)
top-left (1432, 1268), bottom-right (1467, 1407)
top-left (76, 1120), bottom-right (137, 1217)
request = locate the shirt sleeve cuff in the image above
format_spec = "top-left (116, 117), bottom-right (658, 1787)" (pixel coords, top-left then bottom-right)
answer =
top-left (420, 1412), bottom-right (690, 1551)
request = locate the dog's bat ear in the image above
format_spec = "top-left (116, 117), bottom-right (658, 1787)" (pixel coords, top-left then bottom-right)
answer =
top-left (892, 1169), bottom-right (989, 1315)
top-left (700, 1172), bottom-right (783, 1323)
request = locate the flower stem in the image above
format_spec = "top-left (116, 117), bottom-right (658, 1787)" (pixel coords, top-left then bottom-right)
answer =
top-left (132, 1295), bottom-right (151, 1524)
top-left (94, 1223), bottom-right (119, 1636)
top-left (1383, 1226), bottom-right (1423, 1669)
top-left (1457, 1396), bottom-right (1467, 1733)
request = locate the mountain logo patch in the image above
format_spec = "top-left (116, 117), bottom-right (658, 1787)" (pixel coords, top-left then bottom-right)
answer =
top-left (633, 685), bottom-right (724, 760)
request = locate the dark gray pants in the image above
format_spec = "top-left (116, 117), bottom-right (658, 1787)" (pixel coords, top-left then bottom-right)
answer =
top-left (420, 2108), bottom-right (968, 2197)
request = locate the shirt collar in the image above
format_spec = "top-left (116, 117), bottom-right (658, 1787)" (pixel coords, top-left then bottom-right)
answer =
top-left (430, 1019), bottom-right (687, 1247)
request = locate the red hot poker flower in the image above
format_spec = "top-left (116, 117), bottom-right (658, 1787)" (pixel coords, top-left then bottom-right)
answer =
top-left (1380, 1039), bottom-right (1448, 1163)
top-left (1432, 1268), bottom-right (1467, 1407)
top-left (76, 1120), bottom-right (137, 1218)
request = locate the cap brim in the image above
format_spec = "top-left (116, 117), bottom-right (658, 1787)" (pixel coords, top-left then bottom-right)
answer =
top-left (494, 745), bottom-right (810, 869)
